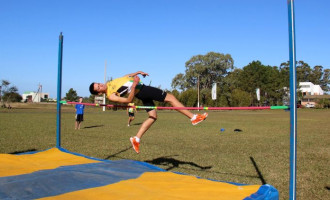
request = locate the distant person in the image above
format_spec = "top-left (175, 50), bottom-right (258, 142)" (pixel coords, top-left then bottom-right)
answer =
top-left (75, 97), bottom-right (85, 130)
top-left (127, 102), bottom-right (137, 127)
top-left (89, 71), bottom-right (208, 154)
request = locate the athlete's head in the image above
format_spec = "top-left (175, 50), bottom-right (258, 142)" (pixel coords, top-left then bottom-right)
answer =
top-left (89, 82), bottom-right (106, 95)
top-left (89, 83), bottom-right (98, 95)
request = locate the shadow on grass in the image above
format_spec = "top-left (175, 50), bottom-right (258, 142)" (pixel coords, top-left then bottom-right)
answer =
top-left (325, 186), bottom-right (330, 190)
top-left (132, 122), bottom-right (143, 126)
top-left (104, 147), bottom-right (131, 160)
top-left (83, 125), bottom-right (104, 129)
top-left (145, 156), bottom-right (212, 171)
top-left (250, 156), bottom-right (267, 184)
top-left (9, 149), bottom-right (37, 154)
top-left (103, 151), bottom-right (264, 182)
top-left (185, 167), bottom-right (261, 179)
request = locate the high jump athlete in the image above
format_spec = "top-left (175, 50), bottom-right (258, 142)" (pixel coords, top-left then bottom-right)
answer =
top-left (89, 71), bottom-right (208, 153)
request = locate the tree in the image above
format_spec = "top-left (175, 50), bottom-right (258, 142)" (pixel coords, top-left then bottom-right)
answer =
top-left (310, 65), bottom-right (323, 85)
top-left (170, 54), bottom-right (329, 107)
top-left (234, 61), bottom-right (281, 105)
top-left (1, 80), bottom-right (22, 106)
top-left (279, 61), bottom-right (290, 89)
top-left (296, 61), bottom-right (312, 82)
top-left (171, 89), bottom-right (180, 100)
top-left (317, 98), bottom-right (330, 108)
top-left (171, 73), bottom-right (186, 91)
top-left (1, 80), bottom-right (10, 103)
top-left (231, 89), bottom-right (251, 107)
top-left (262, 66), bottom-right (285, 105)
top-left (179, 89), bottom-right (197, 107)
top-left (217, 68), bottom-right (242, 107)
top-left (2, 92), bottom-right (22, 102)
top-left (279, 61), bottom-right (329, 93)
top-left (172, 52), bottom-right (234, 91)
top-left (87, 94), bottom-right (95, 103)
top-left (226, 61), bottom-right (287, 106)
top-left (65, 88), bottom-right (78, 102)
top-left (320, 69), bottom-right (330, 93)
top-left (238, 61), bottom-right (265, 91)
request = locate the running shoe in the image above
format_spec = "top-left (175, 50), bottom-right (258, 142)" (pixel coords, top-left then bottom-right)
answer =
top-left (130, 137), bottom-right (140, 153)
top-left (191, 113), bottom-right (208, 125)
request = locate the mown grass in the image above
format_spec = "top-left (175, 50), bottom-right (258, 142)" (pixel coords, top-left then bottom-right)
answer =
top-left (0, 103), bottom-right (329, 200)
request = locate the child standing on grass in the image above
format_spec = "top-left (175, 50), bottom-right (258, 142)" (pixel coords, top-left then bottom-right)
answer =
top-left (75, 97), bottom-right (85, 130)
top-left (127, 102), bottom-right (136, 127)
top-left (89, 71), bottom-right (208, 154)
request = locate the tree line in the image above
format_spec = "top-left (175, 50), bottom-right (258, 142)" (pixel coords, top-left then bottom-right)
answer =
top-left (170, 52), bottom-right (329, 107)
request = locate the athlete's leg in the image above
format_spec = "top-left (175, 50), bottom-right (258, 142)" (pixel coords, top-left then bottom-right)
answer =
top-left (164, 93), bottom-right (194, 118)
top-left (128, 116), bottom-right (132, 126)
top-left (135, 110), bottom-right (157, 139)
top-left (75, 121), bottom-right (78, 129)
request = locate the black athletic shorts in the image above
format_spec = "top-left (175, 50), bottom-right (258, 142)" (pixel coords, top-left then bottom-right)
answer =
top-left (76, 114), bottom-right (84, 122)
top-left (128, 112), bottom-right (135, 117)
top-left (135, 85), bottom-right (167, 112)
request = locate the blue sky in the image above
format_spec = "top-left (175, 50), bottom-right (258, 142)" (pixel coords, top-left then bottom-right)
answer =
top-left (1, 0), bottom-right (329, 98)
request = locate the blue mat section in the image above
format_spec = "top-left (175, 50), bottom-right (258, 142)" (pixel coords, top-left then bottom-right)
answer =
top-left (244, 184), bottom-right (279, 200)
top-left (0, 160), bottom-right (165, 200)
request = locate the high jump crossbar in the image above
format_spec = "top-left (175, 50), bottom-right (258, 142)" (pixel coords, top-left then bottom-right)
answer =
top-left (60, 101), bottom-right (289, 110)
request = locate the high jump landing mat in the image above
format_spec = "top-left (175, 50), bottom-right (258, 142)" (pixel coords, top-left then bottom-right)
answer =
top-left (0, 148), bottom-right (279, 200)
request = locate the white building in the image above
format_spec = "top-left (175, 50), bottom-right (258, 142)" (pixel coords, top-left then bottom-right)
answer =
top-left (299, 82), bottom-right (324, 96)
top-left (22, 91), bottom-right (49, 103)
top-left (299, 82), bottom-right (326, 108)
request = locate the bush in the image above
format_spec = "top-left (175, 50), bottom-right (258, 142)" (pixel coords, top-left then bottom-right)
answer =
top-left (230, 89), bottom-right (251, 107)
top-left (317, 98), bottom-right (330, 108)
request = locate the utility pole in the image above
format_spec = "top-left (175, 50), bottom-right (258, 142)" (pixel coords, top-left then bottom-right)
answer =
top-left (39, 83), bottom-right (42, 102)
top-left (197, 75), bottom-right (200, 111)
top-left (0, 86), bottom-right (2, 104)
top-left (103, 60), bottom-right (107, 111)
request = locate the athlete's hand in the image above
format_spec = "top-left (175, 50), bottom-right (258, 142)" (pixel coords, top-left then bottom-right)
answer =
top-left (140, 72), bottom-right (149, 77)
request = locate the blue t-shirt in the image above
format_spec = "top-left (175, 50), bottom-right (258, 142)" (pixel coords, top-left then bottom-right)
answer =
top-left (75, 104), bottom-right (85, 114)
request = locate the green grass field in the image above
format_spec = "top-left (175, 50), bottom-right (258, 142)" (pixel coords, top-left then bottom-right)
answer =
top-left (0, 103), bottom-right (329, 200)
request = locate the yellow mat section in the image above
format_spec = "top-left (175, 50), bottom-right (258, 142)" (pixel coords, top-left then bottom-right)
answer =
top-left (39, 172), bottom-right (260, 200)
top-left (0, 148), bottom-right (100, 177)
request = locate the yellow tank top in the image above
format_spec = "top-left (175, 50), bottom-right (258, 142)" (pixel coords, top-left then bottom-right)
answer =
top-left (106, 76), bottom-right (142, 97)
top-left (128, 103), bottom-right (134, 113)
